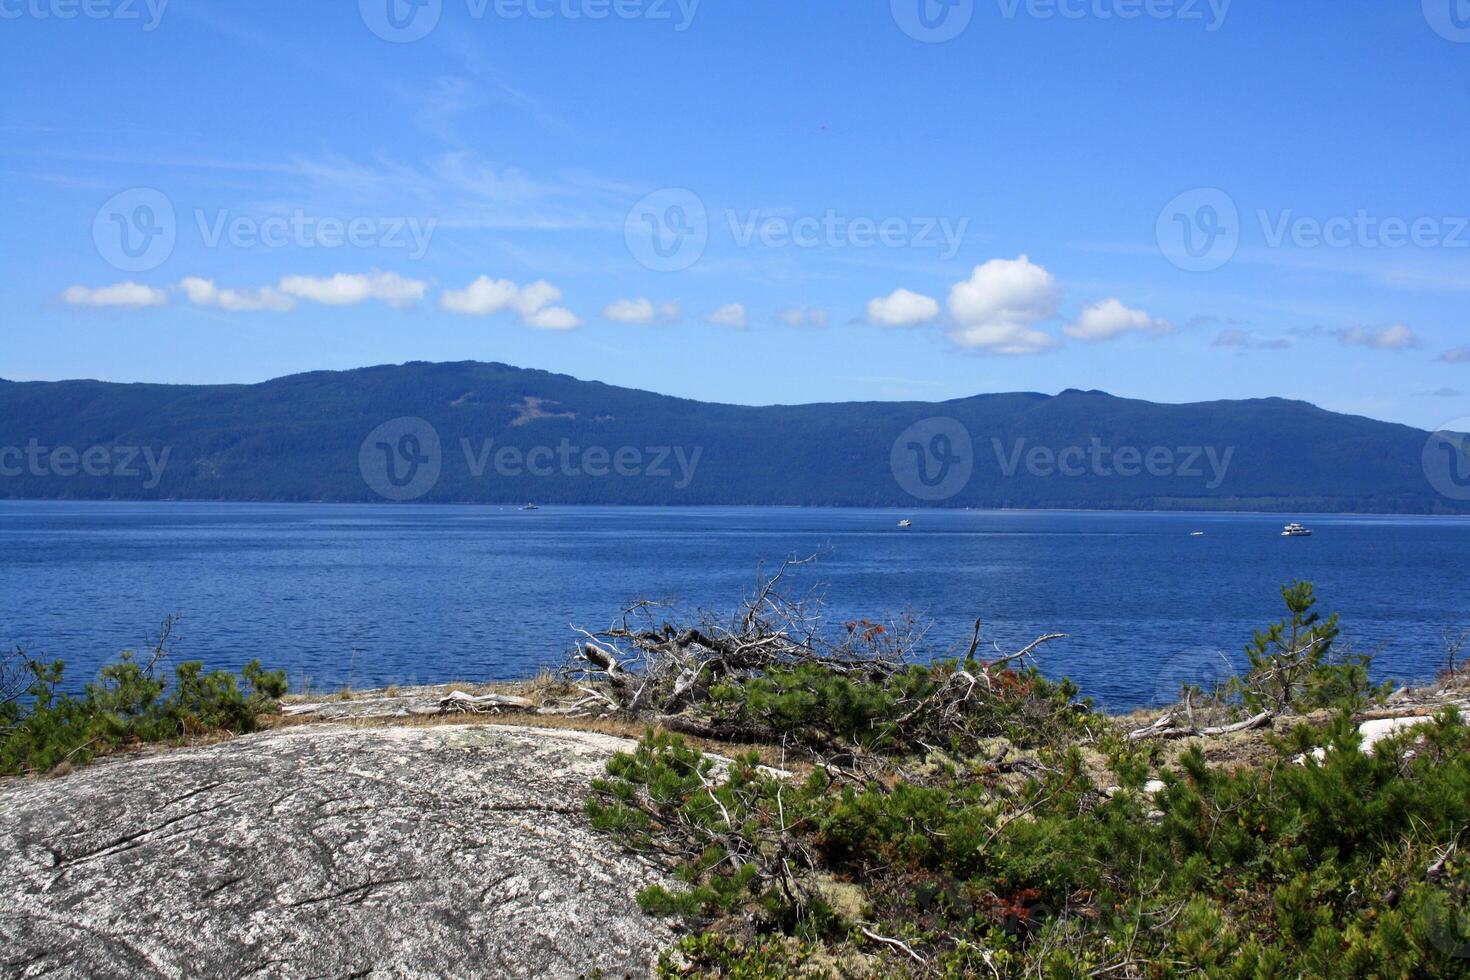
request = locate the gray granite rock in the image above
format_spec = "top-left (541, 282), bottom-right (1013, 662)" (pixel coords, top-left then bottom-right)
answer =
top-left (0, 725), bottom-right (675, 979)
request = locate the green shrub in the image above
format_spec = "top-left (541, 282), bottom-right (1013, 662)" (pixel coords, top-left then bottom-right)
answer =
top-left (0, 645), bottom-right (288, 776)
top-left (591, 583), bottom-right (1470, 976)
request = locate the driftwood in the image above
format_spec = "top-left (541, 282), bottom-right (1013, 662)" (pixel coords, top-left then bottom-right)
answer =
top-left (439, 690), bottom-right (535, 713)
top-left (1127, 709), bottom-right (1275, 742)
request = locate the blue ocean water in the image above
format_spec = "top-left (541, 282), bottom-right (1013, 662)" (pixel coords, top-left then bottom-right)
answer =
top-left (1, 501), bottom-right (1466, 709)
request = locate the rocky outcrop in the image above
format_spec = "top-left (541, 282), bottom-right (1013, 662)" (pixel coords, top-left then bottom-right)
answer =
top-left (0, 725), bottom-right (676, 978)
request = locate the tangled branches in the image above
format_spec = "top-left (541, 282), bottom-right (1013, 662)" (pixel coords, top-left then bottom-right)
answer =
top-left (560, 556), bottom-right (1077, 760)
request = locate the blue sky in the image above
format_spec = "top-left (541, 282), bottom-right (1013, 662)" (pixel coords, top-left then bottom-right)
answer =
top-left (2, 0), bottom-right (1468, 427)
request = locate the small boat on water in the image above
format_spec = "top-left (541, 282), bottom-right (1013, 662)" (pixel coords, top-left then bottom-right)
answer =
top-left (1190, 531), bottom-right (1206, 537)
top-left (1281, 522), bottom-right (1312, 537)
top-left (521, 503), bottom-right (540, 511)
top-left (897, 519), bottom-right (913, 529)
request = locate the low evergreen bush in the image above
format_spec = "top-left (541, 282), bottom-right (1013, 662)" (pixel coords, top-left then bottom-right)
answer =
top-left (0, 638), bottom-right (287, 776)
top-left (589, 584), bottom-right (1470, 976)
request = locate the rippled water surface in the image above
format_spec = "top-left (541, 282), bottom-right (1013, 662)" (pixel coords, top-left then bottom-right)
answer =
top-left (3, 501), bottom-right (1467, 708)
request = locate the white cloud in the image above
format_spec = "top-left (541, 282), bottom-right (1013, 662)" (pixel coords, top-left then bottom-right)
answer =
top-left (778, 307), bottom-right (829, 328)
top-left (512, 280), bottom-right (561, 318)
top-left (524, 306), bottom-right (583, 330)
top-left (945, 255), bottom-right (1060, 355)
top-left (279, 272), bottom-right (426, 308)
top-left (1064, 298), bottom-right (1174, 342)
top-left (706, 303), bottom-right (748, 329)
top-left (179, 277), bottom-right (295, 312)
top-left (602, 298), bottom-right (683, 325)
top-left (440, 276), bottom-right (520, 316)
top-left (440, 275), bottom-right (581, 329)
top-left (867, 288), bottom-right (940, 328)
top-left (1438, 347), bottom-right (1470, 363)
top-left (1338, 323), bottom-right (1419, 350)
top-left (61, 283), bottom-right (168, 309)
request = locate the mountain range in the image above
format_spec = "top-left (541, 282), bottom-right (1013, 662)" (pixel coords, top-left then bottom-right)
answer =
top-left (0, 360), bottom-right (1463, 513)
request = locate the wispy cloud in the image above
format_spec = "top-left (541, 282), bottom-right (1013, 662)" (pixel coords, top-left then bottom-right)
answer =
top-left (1337, 324), bottom-right (1419, 350)
top-left (61, 283), bottom-right (167, 308)
top-left (707, 303), bottom-right (748, 329)
top-left (602, 298), bottom-right (682, 325)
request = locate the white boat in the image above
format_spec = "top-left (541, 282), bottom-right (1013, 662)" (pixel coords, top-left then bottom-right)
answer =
top-left (521, 503), bottom-right (540, 511)
top-left (897, 519), bottom-right (913, 528)
top-left (1281, 523), bottom-right (1312, 537)
top-left (1190, 531), bottom-right (1205, 537)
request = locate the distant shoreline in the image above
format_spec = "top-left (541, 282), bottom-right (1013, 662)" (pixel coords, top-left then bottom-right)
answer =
top-left (5, 498), bottom-right (1470, 519)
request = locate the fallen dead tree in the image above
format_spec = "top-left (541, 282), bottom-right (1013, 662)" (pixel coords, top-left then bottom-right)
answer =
top-left (554, 556), bottom-right (1076, 759)
top-left (1126, 709), bottom-right (1276, 741)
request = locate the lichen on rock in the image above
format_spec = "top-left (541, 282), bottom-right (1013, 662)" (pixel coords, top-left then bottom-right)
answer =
top-left (0, 724), bottom-right (676, 978)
